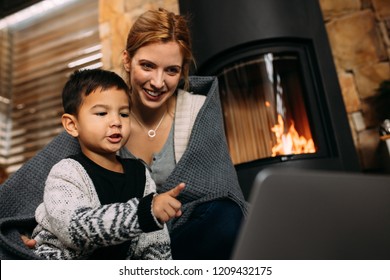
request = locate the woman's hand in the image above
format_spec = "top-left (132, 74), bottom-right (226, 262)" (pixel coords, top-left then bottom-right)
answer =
top-left (21, 234), bottom-right (36, 248)
top-left (152, 183), bottom-right (185, 223)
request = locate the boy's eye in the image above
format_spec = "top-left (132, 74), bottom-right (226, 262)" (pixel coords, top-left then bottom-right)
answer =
top-left (95, 112), bottom-right (107, 116)
top-left (120, 112), bottom-right (129, 118)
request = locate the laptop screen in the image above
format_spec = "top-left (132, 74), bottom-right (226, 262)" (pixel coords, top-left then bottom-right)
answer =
top-left (232, 168), bottom-right (390, 260)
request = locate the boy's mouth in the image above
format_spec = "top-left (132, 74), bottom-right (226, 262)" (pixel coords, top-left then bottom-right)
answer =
top-left (108, 133), bottom-right (122, 143)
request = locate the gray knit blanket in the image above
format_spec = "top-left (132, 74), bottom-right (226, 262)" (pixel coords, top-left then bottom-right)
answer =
top-left (0, 76), bottom-right (248, 259)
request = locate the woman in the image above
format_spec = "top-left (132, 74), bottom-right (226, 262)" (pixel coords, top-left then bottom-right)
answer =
top-left (0, 8), bottom-right (247, 260)
top-left (120, 8), bottom-right (247, 259)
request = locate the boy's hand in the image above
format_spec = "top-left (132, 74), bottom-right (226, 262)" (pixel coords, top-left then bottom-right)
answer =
top-left (152, 183), bottom-right (185, 223)
top-left (21, 234), bottom-right (36, 248)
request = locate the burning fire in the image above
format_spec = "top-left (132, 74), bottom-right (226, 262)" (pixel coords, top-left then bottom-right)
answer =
top-left (271, 114), bottom-right (316, 156)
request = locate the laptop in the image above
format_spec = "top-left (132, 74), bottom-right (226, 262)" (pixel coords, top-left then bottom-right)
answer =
top-left (232, 168), bottom-right (390, 259)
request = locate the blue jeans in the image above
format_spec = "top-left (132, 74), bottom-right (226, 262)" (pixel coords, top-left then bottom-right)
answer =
top-left (170, 199), bottom-right (243, 260)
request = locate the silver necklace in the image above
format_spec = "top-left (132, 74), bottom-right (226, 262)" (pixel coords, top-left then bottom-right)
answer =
top-left (131, 111), bottom-right (166, 138)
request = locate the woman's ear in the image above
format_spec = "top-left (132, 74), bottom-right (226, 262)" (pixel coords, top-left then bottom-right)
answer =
top-left (122, 50), bottom-right (131, 72)
top-left (62, 113), bottom-right (79, 138)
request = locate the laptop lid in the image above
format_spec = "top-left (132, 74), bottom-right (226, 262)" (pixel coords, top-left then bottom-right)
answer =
top-left (232, 168), bottom-right (390, 260)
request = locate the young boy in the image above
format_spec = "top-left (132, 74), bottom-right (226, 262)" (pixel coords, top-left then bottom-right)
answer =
top-left (31, 69), bottom-right (184, 260)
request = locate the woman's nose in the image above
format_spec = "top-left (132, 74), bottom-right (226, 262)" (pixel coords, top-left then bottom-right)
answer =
top-left (150, 72), bottom-right (165, 89)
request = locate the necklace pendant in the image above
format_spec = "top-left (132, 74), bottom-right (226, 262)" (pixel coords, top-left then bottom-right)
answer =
top-left (148, 130), bottom-right (156, 138)
top-left (131, 110), bottom-right (166, 139)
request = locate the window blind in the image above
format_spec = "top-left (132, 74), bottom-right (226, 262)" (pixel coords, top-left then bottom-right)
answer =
top-left (0, 28), bottom-right (12, 167)
top-left (5, 0), bottom-right (101, 173)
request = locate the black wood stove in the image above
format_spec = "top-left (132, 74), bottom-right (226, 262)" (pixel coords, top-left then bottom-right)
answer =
top-left (179, 0), bottom-right (361, 198)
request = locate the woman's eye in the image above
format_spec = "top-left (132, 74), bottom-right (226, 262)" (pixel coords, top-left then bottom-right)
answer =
top-left (166, 67), bottom-right (181, 75)
top-left (141, 63), bottom-right (154, 70)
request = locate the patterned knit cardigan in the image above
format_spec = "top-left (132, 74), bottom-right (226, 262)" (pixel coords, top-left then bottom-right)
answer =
top-left (0, 76), bottom-right (248, 259)
top-left (32, 159), bottom-right (171, 260)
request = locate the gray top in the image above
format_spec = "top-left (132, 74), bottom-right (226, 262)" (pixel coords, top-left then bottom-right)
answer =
top-left (119, 124), bottom-right (175, 189)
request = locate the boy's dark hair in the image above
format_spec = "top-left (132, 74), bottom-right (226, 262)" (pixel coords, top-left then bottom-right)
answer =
top-left (62, 69), bottom-right (130, 115)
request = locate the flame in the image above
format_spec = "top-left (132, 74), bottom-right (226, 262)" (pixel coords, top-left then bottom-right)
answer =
top-left (271, 114), bottom-right (316, 156)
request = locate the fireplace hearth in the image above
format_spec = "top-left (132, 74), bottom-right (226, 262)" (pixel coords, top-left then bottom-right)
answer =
top-left (179, 0), bottom-right (361, 198)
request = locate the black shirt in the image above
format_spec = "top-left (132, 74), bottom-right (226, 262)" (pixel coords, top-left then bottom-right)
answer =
top-left (69, 153), bottom-right (146, 203)
top-left (68, 153), bottom-right (146, 259)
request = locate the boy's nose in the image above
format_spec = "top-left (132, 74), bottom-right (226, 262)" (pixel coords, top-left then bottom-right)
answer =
top-left (110, 115), bottom-right (122, 127)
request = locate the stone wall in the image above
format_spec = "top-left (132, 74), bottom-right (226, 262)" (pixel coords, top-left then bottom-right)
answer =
top-left (99, 0), bottom-right (390, 172)
top-left (320, 0), bottom-right (390, 172)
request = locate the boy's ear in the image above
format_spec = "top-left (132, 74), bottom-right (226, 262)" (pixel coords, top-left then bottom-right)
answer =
top-left (61, 113), bottom-right (79, 137)
top-left (122, 50), bottom-right (131, 71)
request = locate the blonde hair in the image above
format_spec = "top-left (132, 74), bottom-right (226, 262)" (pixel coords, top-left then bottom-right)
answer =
top-left (125, 8), bottom-right (194, 91)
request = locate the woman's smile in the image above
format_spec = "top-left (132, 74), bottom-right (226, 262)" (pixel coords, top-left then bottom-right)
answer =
top-left (144, 87), bottom-right (166, 98)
